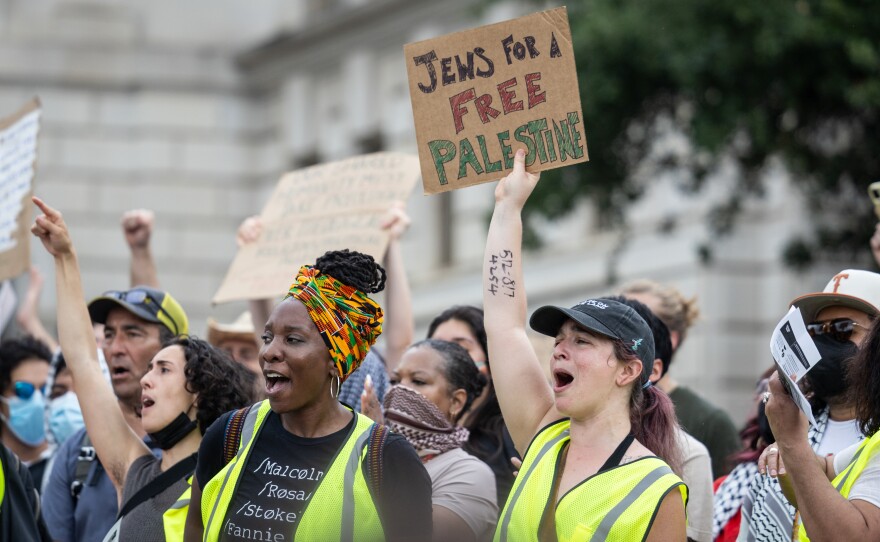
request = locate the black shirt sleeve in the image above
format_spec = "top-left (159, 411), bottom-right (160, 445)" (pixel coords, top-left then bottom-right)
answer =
top-left (194, 411), bottom-right (231, 489)
top-left (375, 433), bottom-right (432, 542)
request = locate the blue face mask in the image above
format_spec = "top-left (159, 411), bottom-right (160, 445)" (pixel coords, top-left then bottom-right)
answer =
top-left (48, 392), bottom-right (84, 445)
top-left (1, 390), bottom-right (47, 447)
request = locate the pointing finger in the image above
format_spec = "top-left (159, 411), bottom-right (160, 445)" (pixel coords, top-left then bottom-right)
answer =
top-left (32, 196), bottom-right (60, 220)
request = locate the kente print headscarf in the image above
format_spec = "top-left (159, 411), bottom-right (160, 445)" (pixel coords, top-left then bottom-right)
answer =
top-left (285, 265), bottom-right (383, 382)
top-left (383, 385), bottom-right (469, 458)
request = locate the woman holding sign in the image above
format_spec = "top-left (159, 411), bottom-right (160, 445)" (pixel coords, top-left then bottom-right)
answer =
top-left (185, 249), bottom-right (433, 542)
top-left (30, 197), bottom-right (255, 541)
top-left (482, 150), bottom-right (687, 541)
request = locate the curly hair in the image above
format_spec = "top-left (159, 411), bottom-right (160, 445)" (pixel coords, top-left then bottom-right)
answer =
top-left (315, 249), bottom-right (386, 293)
top-left (0, 336), bottom-right (52, 393)
top-left (162, 336), bottom-right (256, 434)
top-left (850, 319), bottom-right (880, 436)
top-left (409, 339), bottom-right (487, 423)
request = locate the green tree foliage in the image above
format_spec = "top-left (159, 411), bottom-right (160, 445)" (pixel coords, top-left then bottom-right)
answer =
top-left (526, 0), bottom-right (879, 268)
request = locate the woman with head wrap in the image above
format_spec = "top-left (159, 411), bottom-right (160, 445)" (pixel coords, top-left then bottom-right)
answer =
top-left (369, 339), bottom-right (498, 542)
top-left (185, 250), bottom-right (433, 542)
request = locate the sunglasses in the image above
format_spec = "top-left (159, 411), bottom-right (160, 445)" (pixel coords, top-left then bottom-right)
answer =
top-left (104, 289), bottom-right (179, 336)
top-left (13, 381), bottom-right (46, 400)
top-left (806, 318), bottom-right (866, 343)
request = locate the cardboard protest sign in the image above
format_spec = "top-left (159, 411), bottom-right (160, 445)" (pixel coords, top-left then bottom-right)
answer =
top-left (213, 152), bottom-right (420, 304)
top-left (0, 98), bottom-right (41, 282)
top-left (405, 7), bottom-right (588, 194)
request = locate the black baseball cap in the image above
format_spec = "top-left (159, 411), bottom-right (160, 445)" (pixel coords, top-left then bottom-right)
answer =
top-left (530, 298), bottom-right (655, 383)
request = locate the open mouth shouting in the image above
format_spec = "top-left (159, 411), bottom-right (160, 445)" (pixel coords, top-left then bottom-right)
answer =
top-left (142, 394), bottom-right (155, 412)
top-left (552, 368), bottom-right (575, 393)
top-left (110, 364), bottom-right (132, 382)
top-left (264, 370), bottom-right (291, 396)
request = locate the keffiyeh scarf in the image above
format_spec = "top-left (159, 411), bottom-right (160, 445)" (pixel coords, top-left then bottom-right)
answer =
top-left (383, 385), bottom-right (469, 459)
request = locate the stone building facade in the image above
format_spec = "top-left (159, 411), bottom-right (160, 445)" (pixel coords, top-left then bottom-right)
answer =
top-left (1, 0), bottom-right (844, 423)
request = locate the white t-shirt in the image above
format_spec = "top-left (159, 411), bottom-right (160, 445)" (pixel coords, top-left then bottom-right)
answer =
top-left (424, 447), bottom-right (498, 540)
top-left (678, 428), bottom-right (713, 542)
top-left (833, 440), bottom-right (880, 509)
top-left (816, 418), bottom-right (862, 457)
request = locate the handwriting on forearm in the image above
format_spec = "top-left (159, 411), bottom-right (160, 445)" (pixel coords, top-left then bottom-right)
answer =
top-left (488, 249), bottom-right (516, 297)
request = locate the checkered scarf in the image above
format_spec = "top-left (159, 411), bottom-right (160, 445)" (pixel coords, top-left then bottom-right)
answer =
top-left (383, 385), bottom-right (469, 458)
top-left (285, 265), bottom-right (383, 382)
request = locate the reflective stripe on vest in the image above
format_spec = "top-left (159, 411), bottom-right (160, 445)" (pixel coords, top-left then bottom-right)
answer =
top-left (201, 400), bottom-right (383, 542)
top-left (799, 431), bottom-right (880, 542)
top-left (494, 419), bottom-right (688, 542)
top-left (162, 476), bottom-right (192, 541)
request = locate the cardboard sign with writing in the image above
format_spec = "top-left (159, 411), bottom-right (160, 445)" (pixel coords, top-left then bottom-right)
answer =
top-left (405, 7), bottom-right (588, 194)
top-left (0, 98), bottom-right (41, 281)
top-left (213, 152), bottom-right (420, 304)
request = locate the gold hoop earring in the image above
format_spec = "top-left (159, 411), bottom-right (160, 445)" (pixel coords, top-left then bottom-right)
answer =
top-left (330, 374), bottom-right (341, 399)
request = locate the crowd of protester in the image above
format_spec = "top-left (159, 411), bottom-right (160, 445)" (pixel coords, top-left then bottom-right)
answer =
top-left (1, 151), bottom-right (879, 541)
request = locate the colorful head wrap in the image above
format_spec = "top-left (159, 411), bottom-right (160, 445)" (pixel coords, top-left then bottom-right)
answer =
top-left (285, 265), bottom-right (384, 382)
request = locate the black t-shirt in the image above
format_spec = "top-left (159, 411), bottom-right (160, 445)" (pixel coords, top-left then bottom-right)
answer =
top-left (196, 409), bottom-right (431, 542)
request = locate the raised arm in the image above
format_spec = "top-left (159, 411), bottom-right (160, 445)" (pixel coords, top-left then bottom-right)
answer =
top-left (380, 201), bottom-right (414, 371)
top-left (31, 197), bottom-right (151, 493)
top-left (482, 149), bottom-right (558, 453)
top-left (122, 209), bottom-right (159, 288)
top-left (236, 215), bottom-right (275, 340)
top-left (15, 265), bottom-right (59, 352)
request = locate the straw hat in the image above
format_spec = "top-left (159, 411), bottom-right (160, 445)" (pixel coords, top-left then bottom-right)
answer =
top-left (206, 311), bottom-right (257, 346)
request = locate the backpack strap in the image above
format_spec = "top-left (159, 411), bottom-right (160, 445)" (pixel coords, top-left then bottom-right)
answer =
top-left (365, 423), bottom-right (388, 499)
top-left (222, 406), bottom-right (252, 466)
top-left (117, 453), bottom-right (197, 519)
top-left (70, 433), bottom-right (96, 500)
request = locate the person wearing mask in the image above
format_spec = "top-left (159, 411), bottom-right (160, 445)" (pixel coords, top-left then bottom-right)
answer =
top-left (185, 249), bottom-right (433, 542)
top-left (0, 335), bottom-right (53, 490)
top-left (426, 306), bottom-right (518, 505)
top-left (759, 316), bottom-right (880, 540)
top-left (621, 279), bottom-right (741, 478)
top-left (738, 269), bottom-right (880, 541)
top-left (363, 339), bottom-right (498, 541)
top-left (32, 197), bottom-right (256, 541)
top-left (484, 150), bottom-right (687, 540)
top-left (41, 352), bottom-right (86, 496)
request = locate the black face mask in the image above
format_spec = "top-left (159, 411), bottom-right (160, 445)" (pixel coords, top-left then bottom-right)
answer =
top-left (804, 334), bottom-right (859, 402)
top-left (147, 413), bottom-right (199, 450)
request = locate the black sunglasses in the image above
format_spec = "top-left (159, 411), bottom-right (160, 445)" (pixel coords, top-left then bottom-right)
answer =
top-left (104, 289), bottom-right (179, 336)
top-left (806, 318), bottom-right (865, 343)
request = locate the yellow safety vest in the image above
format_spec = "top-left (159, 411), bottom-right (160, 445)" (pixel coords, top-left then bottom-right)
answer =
top-left (798, 430), bottom-right (880, 542)
top-left (0, 452), bottom-right (5, 509)
top-left (162, 475), bottom-right (192, 541)
top-left (200, 400), bottom-right (384, 542)
top-left (494, 419), bottom-right (688, 542)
